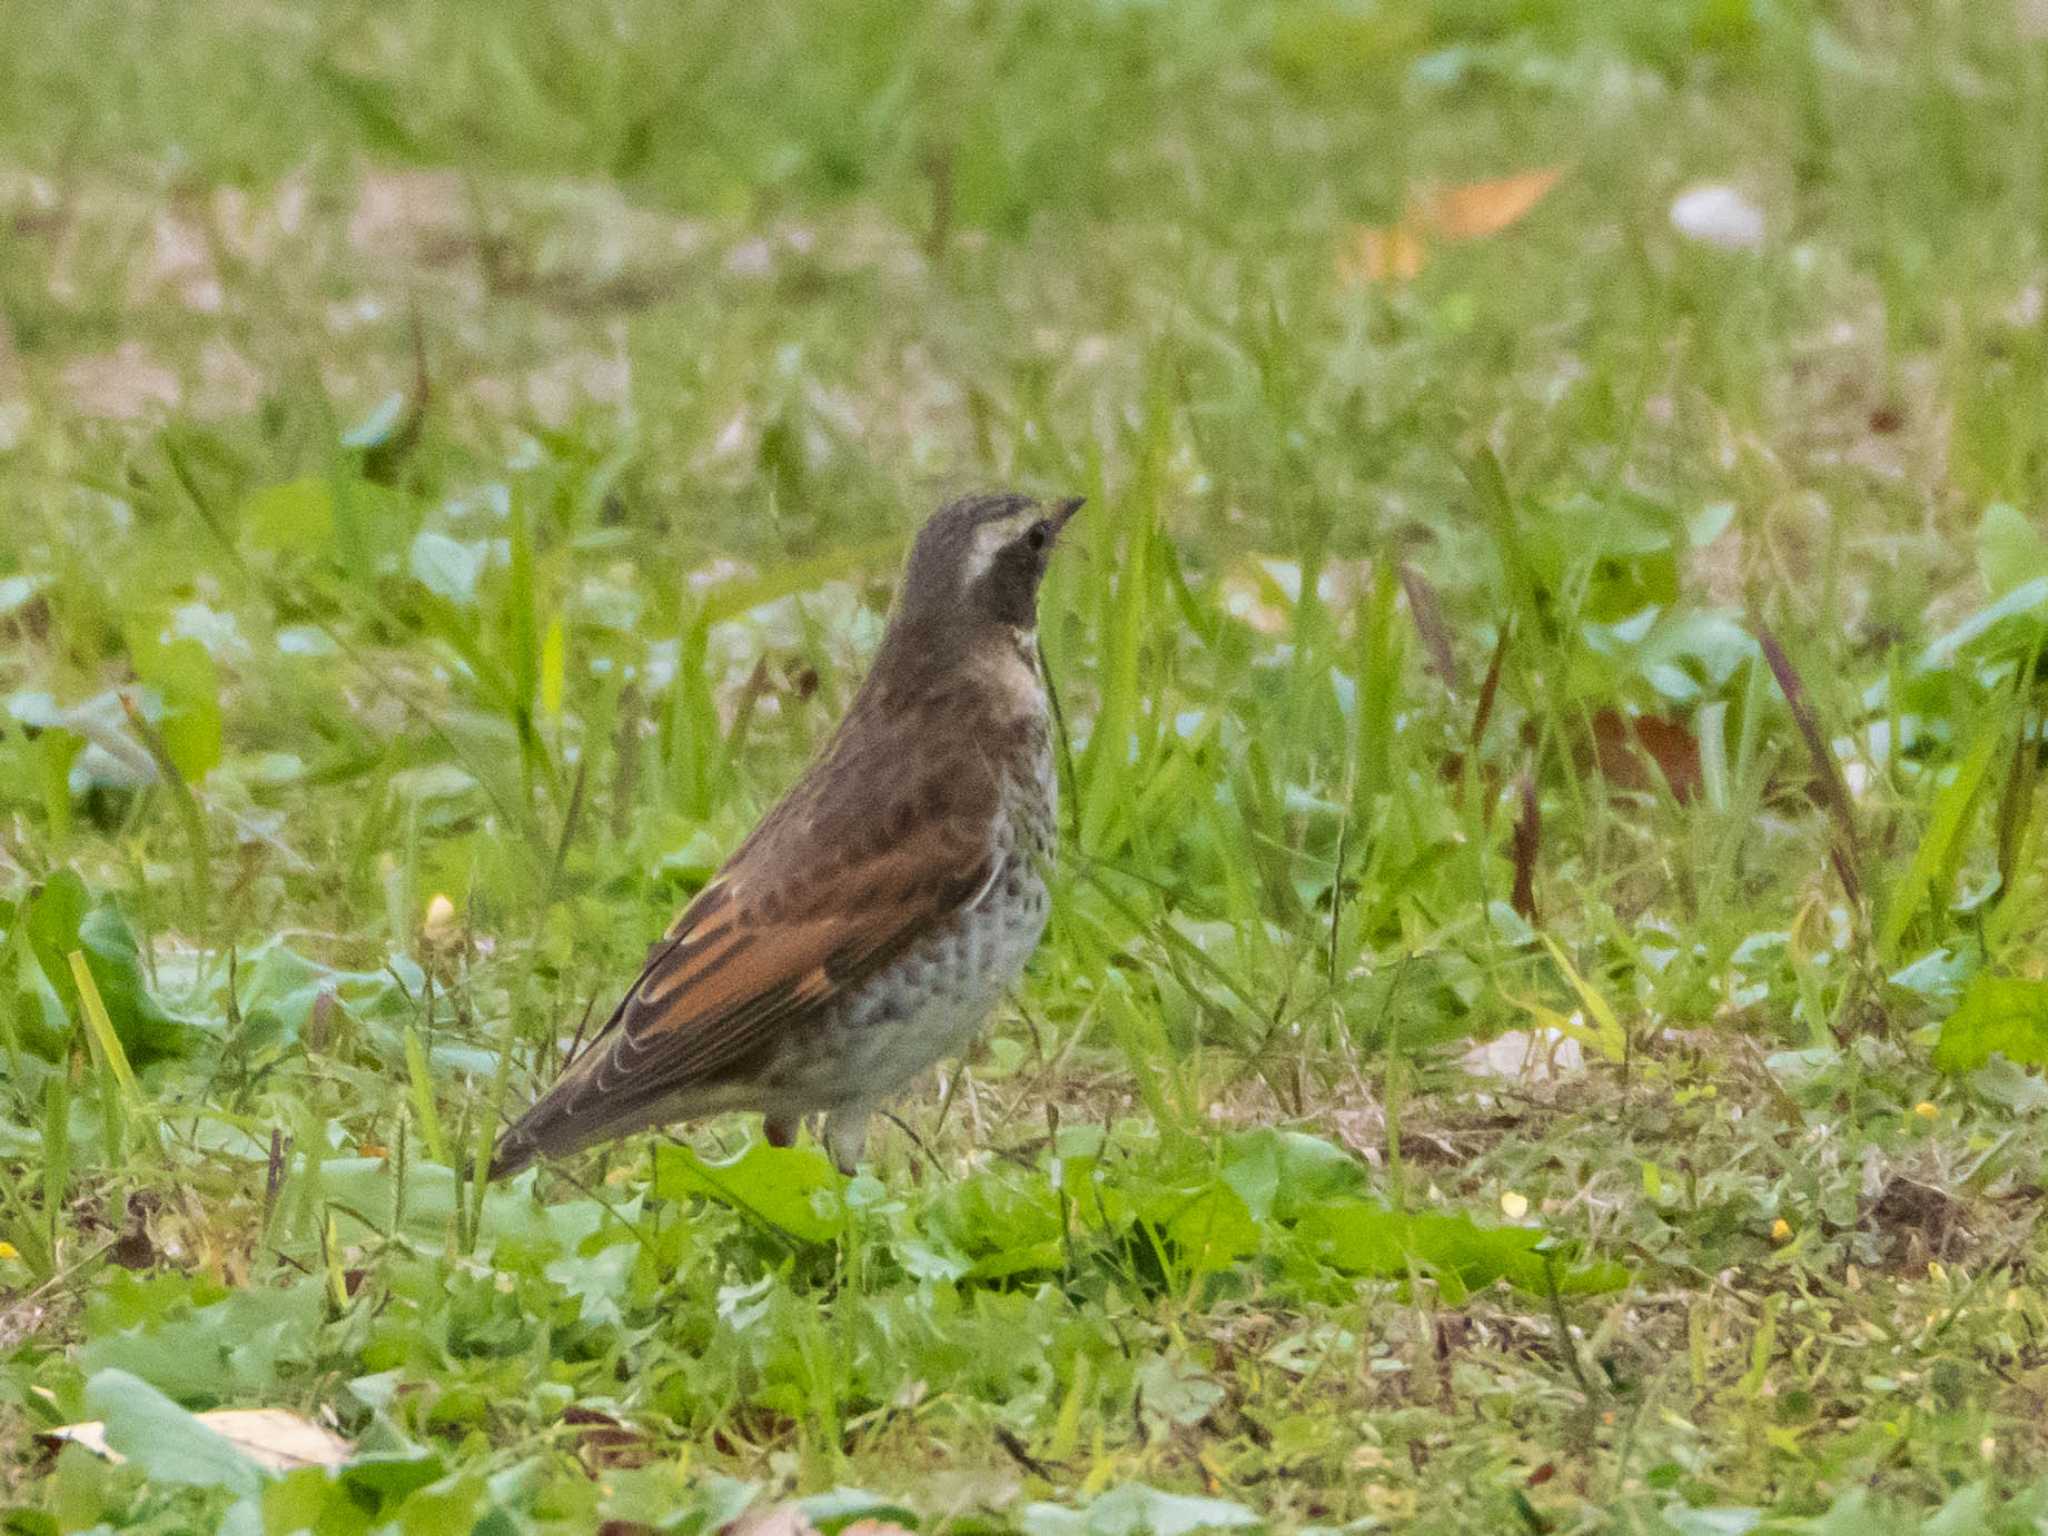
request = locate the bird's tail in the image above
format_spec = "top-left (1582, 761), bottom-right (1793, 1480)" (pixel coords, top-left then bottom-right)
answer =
top-left (487, 1045), bottom-right (608, 1180)
top-left (487, 1075), bottom-right (613, 1180)
top-left (486, 1121), bottom-right (542, 1181)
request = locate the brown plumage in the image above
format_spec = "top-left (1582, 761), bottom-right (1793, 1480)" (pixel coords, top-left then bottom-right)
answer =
top-left (490, 491), bottom-right (1082, 1179)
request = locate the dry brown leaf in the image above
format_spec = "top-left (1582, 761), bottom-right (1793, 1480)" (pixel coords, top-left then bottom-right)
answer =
top-left (1586, 708), bottom-right (1703, 804)
top-left (1339, 166), bottom-right (1564, 286)
top-left (1421, 167), bottom-right (1564, 240)
top-left (48, 1408), bottom-right (352, 1471)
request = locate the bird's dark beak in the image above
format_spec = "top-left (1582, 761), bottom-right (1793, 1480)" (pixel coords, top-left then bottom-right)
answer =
top-left (1049, 496), bottom-right (1085, 536)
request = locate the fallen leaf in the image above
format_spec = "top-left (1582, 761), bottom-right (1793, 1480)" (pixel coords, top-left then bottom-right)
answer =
top-left (47, 1407), bottom-right (352, 1472)
top-left (1585, 709), bottom-right (1703, 803)
top-left (1340, 167), bottom-right (1564, 285)
top-left (1423, 168), bottom-right (1565, 240)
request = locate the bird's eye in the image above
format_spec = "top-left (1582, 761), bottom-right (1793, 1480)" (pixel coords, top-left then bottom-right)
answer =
top-left (1025, 520), bottom-right (1051, 552)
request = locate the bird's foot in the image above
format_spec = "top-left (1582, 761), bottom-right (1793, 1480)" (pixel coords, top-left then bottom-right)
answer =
top-left (822, 1107), bottom-right (872, 1176)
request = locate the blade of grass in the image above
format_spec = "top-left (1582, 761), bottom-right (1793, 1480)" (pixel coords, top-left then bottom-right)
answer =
top-left (117, 694), bottom-right (211, 932)
top-left (1877, 713), bottom-right (2002, 963)
top-left (402, 1025), bottom-right (451, 1168)
top-left (1753, 622), bottom-right (1863, 909)
top-left (69, 951), bottom-right (142, 1107)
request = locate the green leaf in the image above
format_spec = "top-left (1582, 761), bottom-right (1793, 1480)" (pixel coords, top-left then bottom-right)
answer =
top-left (797, 1488), bottom-right (922, 1534)
top-left (1878, 718), bottom-right (2002, 963)
top-left (653, 1140), bottom-right (845, 1243)
top-left (1540, 937), bottom-right (1628, 1062)
top-left (123, 626), bottom-right (222, 783)
top-left (69, 951), bottom-right (141, 1109)
top-left (20, 873), bottom-right (187, 1064)
top-left (1932, 973), bottom-right (2048, 1073)
top-left (82, 1273), bottom-right (324, 1402)
top-left (1295, 1199), bottom-right (1628, 1301)
top-left (1918, 576), bottom-right (2048, 672)
top-left (539, 614), bottom-right (566, 718)
top-left (544, 1241), bottom-right (640, 1328)
top-left (33, 727), bottom-right (83, 840)
top-left (1220, 1129), bottom-right (1369, 1222)
top-left (1134, 1354), bottom-right (1225, 1428)
top-left (83, 1368), bottom-right (264, 1497)
top-left (239, 479), bottom-right (335, 555)
top-left (1022, 1482), bottom-right (1262, 1536)
top-left (1137, 1180), bottom-right (1261, 1275)
top-left (402, 1026), bottom-right (450, 1166)
top-left (1978, 502), bottom-right (2048, 598)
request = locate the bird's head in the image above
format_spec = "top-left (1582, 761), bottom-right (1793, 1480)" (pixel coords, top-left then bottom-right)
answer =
top-left (892, 491), bottom-right (1085, 641)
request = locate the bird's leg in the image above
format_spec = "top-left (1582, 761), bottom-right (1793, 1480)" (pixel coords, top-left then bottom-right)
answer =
top-left (762, 1114), bottom-right (799, 1149)
top-left (822, 1107), bottom-right (871, 1175)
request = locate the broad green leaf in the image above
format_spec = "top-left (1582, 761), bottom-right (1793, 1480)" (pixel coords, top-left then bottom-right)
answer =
top-left (1296, 1199), bottom-right (1628, 1301)
top-left (544, 1241), bottom-right (640, 1328)
top-left (1918, 576), bottom-right (2048, 671)
top-left (1220, 1129), bottom-right (1368, 1222)
top-left (83, 1368), bottom-right (264, 1497)
top-left (289, 1158), bottom-right (567, 1250)
top-left (20, 873), bottom-right (187, 1064)
top-left (239, 479), bottom-right (335, 555)
top-left (1022, 1482), bottom-right (1262, 1536)
top-left (913, 1169), bottom-right (1068, 1280)
top-left (653, 1140), bottom-right (845, 1243)
top-left (601, 1468), bottom-right (757, 1534)
top-left (797, 1488), bottom-right (922, 1534)
top-left (1135, 1354), bottom-right (1225, 1428)
top-left (1140, 1181), bottom-right (1261, 1274)
top-left (125, 627), bottom-right (222, 781)
top-left (1978, 502), bottom-right (2048, 598)
top-left (1932, 974), bottom-right (2048, 1073)
top-left (82, 1274), bottom-right (324, 1402)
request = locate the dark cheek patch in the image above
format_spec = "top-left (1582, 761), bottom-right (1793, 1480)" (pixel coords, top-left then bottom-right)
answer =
top-left (974, 545), bottom-right (1044, 627)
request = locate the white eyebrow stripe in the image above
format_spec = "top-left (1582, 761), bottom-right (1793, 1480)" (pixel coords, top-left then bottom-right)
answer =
top-left (961, 517), bottom-right (1021, 585)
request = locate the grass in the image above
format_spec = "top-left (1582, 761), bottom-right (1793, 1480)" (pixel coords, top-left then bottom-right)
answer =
top-left (6, 0), bottom-right (2048, 1531)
